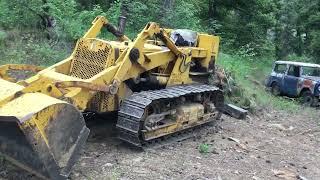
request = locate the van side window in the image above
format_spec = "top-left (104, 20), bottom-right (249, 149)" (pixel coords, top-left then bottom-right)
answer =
top-left (287, 65), bottom-right (300, 77)
top-left (274, 64), bottom-right (287, 73)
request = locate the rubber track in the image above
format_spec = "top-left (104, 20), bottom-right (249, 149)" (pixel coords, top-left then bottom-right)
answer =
top-left (116, 84), bottom-right (223, 147)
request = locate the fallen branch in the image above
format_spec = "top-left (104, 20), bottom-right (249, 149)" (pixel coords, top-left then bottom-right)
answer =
top-left (252, 147), bottom-right (282, 156)
top-left (227, 136), bottom-right (282, 155)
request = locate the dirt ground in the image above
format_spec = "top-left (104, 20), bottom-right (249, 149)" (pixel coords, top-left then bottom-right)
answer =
top-left (1, 108), bottom-right (319, 180)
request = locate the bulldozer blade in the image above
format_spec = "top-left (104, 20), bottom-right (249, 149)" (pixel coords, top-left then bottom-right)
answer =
top-left (0, 93), bottom-right (89, 179)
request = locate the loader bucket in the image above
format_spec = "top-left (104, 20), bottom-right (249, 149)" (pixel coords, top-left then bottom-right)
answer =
top-left (0, 92), bottom-right (89, 179)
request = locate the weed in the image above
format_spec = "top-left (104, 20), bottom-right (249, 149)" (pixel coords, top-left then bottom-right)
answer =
top-left (110, 167), bottom-right (122, 180)
top-left (199, 143), bottom-right (210, 154)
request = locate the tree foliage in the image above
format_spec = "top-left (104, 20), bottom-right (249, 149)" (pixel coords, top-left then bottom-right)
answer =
top-left (0, 0), bottom-right (319, 62)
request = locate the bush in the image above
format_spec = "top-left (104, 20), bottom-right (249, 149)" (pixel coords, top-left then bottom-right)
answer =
top-left (285, 54), bottom-right (313, 62)
top-left (310, 31), bottom-right (320, 62)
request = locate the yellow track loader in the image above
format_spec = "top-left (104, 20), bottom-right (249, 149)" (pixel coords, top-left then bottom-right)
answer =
top-left (0, 16), bottom-right (224, 179)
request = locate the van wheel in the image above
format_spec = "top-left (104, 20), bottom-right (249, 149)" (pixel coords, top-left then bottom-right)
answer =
top-left (271, 83), bottom-right (281, 96)
top-left (300, 91), bottom-right (316, 107)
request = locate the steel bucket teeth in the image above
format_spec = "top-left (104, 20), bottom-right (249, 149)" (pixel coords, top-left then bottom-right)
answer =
top-left (0, 93), bottom-right (89, 179)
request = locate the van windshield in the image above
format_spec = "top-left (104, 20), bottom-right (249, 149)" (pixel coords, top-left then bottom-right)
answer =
top-left (301, 66), bottom-right (320, 77)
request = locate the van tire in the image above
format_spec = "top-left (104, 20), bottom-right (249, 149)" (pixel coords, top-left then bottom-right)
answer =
top-left (301, 90), bottom-right (317, 107)
top-left (271, 83), bottom-right (281, 96)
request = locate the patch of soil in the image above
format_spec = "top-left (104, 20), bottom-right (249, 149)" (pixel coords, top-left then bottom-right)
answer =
top-left (1, 108), bottom-right (319, 180)
top-left (71, 109), bottom-right (319, 179)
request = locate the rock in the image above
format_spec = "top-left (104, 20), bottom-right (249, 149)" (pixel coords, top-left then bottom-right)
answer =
top-left (233, 170), bottom-right (240, 175)
top-left (168, 146), bottom-right (174, 150)
top-left (133, 157), bottom-right (144, 163)
top-left (288, 162), bottom-right (295, 167)
top-left (252, 176), bottom-right (262, 180)
top-left (104, 163), bottom-right (113, 167)
top-left (297, 175), bottom-right (309, 180)
top-left (211, 149), bottom-right (219, 154)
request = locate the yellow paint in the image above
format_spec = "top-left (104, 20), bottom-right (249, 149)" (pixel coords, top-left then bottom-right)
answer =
top-left (0, 79), bottom-right (24, 104)
top-left (0, 16), bottom-right (222, 178)
top-left (0, 93), bottom-right (68, 146)
top-left (21, 111), bottom-right (52, 146)
top-left (0, 15), bottom-right (220, 142)
top-left (0, 16), bottom-right (219, 114)
top-left (83, 16), bottom-right (108, 39)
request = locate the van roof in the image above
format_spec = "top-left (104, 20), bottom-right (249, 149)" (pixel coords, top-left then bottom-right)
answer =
top-left (275, 61), bottom-right (320, 68)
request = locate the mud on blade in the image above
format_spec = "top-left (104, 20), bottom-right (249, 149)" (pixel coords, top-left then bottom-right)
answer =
top-left (0, 93), bottom-right (89, 179)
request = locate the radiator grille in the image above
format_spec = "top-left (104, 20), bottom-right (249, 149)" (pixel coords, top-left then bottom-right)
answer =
top-left (89, 92), bottom-right (109, 111)
top-left (69, 39), bottom-right (111, 79)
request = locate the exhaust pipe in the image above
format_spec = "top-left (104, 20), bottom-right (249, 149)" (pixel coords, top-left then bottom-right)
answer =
top-left (105, 2), bottom-right (128, 39)
top-left (118, 2), bottom-right (128, 35)
top-left (118, 15), bottom-right (127, 35)
top-left (104, 16), bottom-right (127, 39)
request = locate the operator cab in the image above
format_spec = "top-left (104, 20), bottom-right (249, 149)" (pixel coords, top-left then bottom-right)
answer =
top-left (170, 29), bottom-right (198, 47)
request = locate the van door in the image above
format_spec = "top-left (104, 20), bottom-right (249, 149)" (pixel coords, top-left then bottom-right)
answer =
top-left (269, 63), bottom-right (287, 92)
top-left (283, 65), bottom-right (300, 96)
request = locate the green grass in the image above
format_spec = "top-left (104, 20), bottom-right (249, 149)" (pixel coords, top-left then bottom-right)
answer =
top-left (218, 53), bottom-right (301, 112)
top-left (0, 29), bottom-right (71, 66)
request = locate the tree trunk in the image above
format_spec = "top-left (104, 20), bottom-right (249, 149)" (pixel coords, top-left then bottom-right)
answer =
top-left (163, 0), bottom-right (174, 9)
top-left (160, 0), bottom-right (175, 26)
top-left (118, 0), bottom-right (130, 34)
top-left (295, 27), bottom-right (303, 56)
top-left (208, 0), bottom-right (218, 19)
top-left (41, 0), bottom-right (53, 28)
